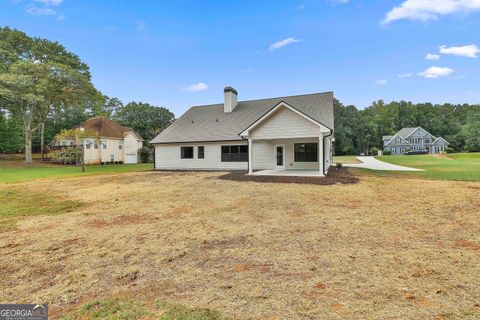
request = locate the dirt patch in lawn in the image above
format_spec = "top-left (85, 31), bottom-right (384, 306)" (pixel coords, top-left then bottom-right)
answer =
top-left (432, 153), bottom-right (452, 160)
top-left (0, 171), bottom-right (479, 319)
top-left (218, 167), bottom-right (358, 185)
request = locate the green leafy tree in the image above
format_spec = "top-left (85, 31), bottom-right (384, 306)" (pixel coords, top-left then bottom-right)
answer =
top-left (463, 112), bottom-right (480, 152)
top-left (0, 111), bottom-right (23, 153)
top-left (0, 27), bottom-right (95, 162)
top-left (333, 99), bottom-right (362, 155)
top-left (115, 102), bottom-right (175, 141)
top-left (86, 92), bottom-right (124, 117)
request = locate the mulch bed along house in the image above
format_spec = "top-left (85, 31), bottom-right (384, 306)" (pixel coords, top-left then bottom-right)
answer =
top-left (218, 167), bottom-right (358, 185)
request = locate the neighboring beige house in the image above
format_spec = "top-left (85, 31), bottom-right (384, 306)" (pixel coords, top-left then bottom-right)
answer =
top-left (150, 87), bottom-right (334, 176)
top-left (57, 116), bottom-right (143, 164)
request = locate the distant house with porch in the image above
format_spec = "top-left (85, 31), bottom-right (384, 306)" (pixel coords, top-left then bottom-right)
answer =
top-left (56, 116), bottom-right (143, 164)
top-left (150, 87), bottom-right (334, 176)
top-left (383, 127), bottom-right (449, 155)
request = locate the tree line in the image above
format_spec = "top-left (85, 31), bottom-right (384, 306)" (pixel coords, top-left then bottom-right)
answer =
top-left (1, 26), bottom-right (479, 161)
top-left (334, 99), bottom-right (480, 156)
top-left (0, 27), bottom-right (175, 161)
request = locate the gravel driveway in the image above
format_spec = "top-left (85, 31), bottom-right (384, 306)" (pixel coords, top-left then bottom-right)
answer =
top-left (343, 156), bottom-right (424, 171)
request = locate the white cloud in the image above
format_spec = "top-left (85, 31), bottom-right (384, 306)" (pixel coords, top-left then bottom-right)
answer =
top-left (26, 5), bottom-right (56, 15)
top-left (382, 0), bottom-right (480, 24)
top-left (375, 79), bottom-right (388, 85)
top-left (269, 38), bottom-right (300, 51)
top-left (27, 0), bottom-right (64, 17)
top-left (397, 72), bottom-right (413, 78)
top-left (426, 53), bottom-right (441, 60)
top-left (419, 66), bottom-right (454, 78)
top-left (185, 82), bottom-right (208, 92)
top-left (439, 44), bottom-right (479, 58)
top-left (33, 0), bottom-right (63, 5)
top-left (329, 0), bottom-right (349, 4)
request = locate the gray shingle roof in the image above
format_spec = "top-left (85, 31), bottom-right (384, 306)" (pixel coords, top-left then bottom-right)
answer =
top-left (397, 127), bottom-right (418, 138)
top-left (150, 92), bottom-right (334, 144)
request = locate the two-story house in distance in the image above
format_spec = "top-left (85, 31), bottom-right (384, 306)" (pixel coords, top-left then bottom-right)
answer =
top-left (383, 127), bottom-right (449, 155)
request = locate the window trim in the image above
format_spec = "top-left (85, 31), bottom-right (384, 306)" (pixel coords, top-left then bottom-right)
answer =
top-left (221, 144), bottom-right (248, 162)
top-left (197, 146), bottom-right (205, 159)
top-left (294, 143), bottom-right (318, 163)
top-left (180, 146), bottom-right (194, 159)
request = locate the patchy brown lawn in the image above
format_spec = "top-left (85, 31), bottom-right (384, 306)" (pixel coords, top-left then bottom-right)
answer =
top-left (0, 171), bottom-right (479, 319)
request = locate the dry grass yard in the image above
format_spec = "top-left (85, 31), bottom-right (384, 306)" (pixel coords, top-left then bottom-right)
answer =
top-left (1, 171), bottom-right (480, 319)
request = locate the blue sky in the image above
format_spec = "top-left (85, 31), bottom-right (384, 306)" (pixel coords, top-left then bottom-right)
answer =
top-left (1, 0), bottom-right (480, 116)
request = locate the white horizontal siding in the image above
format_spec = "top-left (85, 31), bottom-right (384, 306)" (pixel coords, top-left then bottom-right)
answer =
top-left (123, 132), bottom-right (142, 164)
top-left (154, 137), bottom-right (331, 171)
top-left (154, 141), bottom-right (248, 170)
top-left (250, 106), bottom-right (321, 140)
top-left (270, 138), bottom-right (320, 170)
top-left (252, 140), bottom-right (274, 170)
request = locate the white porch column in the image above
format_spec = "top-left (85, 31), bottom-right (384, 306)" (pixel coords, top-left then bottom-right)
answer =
top-left (248, 138), bottom-right (253, 174)
top-left (318, 136), bottom-right (324, 176)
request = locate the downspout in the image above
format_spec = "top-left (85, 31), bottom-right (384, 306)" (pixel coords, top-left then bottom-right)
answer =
top-left (153, 144), bottom-right (156, 169)
top-left (243, 136), bottom-right (250, 174)
top-left (323, 129), bottom-right (334, 175)
top-left (247, 140), bottom-right (250, 174)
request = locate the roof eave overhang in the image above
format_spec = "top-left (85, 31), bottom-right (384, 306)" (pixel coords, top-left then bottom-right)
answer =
top-left (150, 138), bottom-right (246, 145)
top-left (239, 101), bottom-right (332, 137)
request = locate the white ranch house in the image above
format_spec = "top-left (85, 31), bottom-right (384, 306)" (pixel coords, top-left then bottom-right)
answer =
top-left (150, 88), bottom-right (334, 176)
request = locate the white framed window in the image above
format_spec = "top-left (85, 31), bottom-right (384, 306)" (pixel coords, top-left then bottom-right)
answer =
top-left (198, 146), bottom-right (205, 159)
top-left (181, 146), bottom-right (194, 159)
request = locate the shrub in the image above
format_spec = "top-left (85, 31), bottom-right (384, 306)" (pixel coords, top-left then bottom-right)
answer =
top-left (139, 146), bottom-right (153, 163)
top-left (369, 147), bottom-right (378, 156)
top-left (336, 162), bottom-right (343, 168)
top-left (383, 149), bottom-right (392, 155)
top-left (445, 147), bottom-right (454, 154)
top-left (49, 147), bottom-right (82, 164)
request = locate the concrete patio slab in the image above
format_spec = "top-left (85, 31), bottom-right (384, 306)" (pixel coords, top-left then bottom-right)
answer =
top-left (251, 169), bottom-right (324, 177)
top-left (343, 156), bottom-right (424, 171)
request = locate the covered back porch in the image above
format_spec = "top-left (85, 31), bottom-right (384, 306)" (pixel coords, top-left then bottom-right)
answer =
top-left (248, 137), bottom-right (332, 176)
top-left (240, 101), bottom-right (333, 177)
